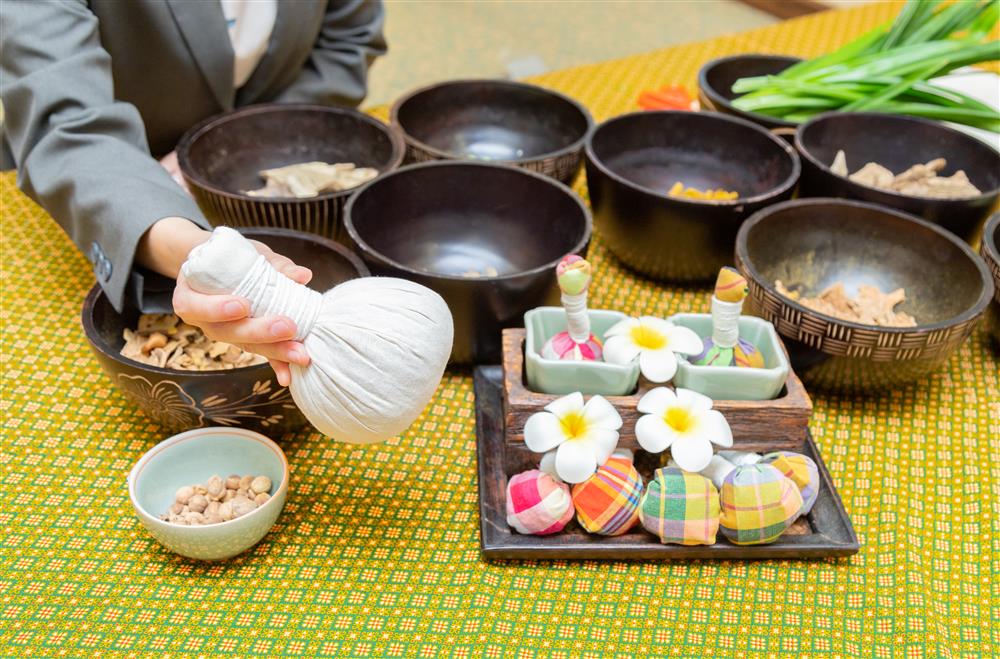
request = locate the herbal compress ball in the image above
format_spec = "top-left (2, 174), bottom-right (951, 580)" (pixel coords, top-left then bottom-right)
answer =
top-left (761, 451), bottom-right (820, 514)
top-left (571, 453), bottom-right (643, 536)
top-left (181, 227), bottom-right (453, 445)
top-left (640, 467), bottom-right (720, 545)
top-left (719, 464), bottom-right (803, 545)
top-left (506, 470), bottom-right (574, 535)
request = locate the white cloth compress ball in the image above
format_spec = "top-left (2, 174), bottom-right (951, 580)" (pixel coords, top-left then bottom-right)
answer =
top-left (181, 227), bottom-right (454, 444)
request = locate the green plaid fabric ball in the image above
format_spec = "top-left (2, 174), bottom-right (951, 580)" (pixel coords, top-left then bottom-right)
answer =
top-left (640, 467), bottom-right (720, 545)
top-left (719, 464), bottom-right (803, 545)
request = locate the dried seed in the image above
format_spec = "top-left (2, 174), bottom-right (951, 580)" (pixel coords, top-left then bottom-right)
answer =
top-left (218, 501), bottom-right (235, 521)
top-left (168, 502), bottom-right (185, 515)
top-left (239, 475), bottom-right (253, 490)
top-left (230, 496), bottom-right (258, 518)
top-left (250, 476), bottom-right (272, 495)
top-left (222, 489), bottom-right (237, 502)
top-left (226, 475), bottom-right (241, 489)
top-left (253, 492), bottom-right (271, 506)
top-left (175, 486), bottom-right (194, 505)
top-left (207, 475), bottom-right (225, 500)
top-left (204, 501), bottom-right (220, 517)
top-left (187, 494), bottom-right (208, 513)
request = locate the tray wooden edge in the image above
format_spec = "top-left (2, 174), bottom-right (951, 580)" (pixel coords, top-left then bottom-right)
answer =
top-left (475, 364), bottom-right (859, 561)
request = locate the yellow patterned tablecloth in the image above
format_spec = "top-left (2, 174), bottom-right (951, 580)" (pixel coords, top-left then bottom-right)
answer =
top-left (2, 3), bottom-right (999, 657)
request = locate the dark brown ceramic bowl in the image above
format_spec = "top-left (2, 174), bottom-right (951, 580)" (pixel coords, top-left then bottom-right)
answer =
top-left (698, 54), bottom-right (801, 134)
top-left (796, 112), bottom-right (1000, 243)
top-left (980, 212), bottom-right (1000, 346)
top-left (344, 161), bottom-right (591, 363)
top-left (585, 110), bottom-right (799, 281)
top-left (390, 79), bottom-right (593, 184)
top-left (735, 198), bottom-right (994, 391)
top-left (82, 228), bottom-right (369, 435)
top-left (177, 104), bottom-right (405, 243)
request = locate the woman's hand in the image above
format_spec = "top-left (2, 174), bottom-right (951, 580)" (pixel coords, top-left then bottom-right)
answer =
top-left (138, 217), bottom-right (313, 387)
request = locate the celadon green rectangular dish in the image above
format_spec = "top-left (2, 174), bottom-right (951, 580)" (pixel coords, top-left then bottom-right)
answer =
top-left (670, 313), bottom-right (789, 400)
top-left (524, 307), bottom-right (640, 395)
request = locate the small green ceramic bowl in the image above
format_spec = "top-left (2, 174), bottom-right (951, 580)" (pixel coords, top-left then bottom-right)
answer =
top-left (128, 427), bottom-right (289, 561)
top-left (524, 307), bottom-right (640, 395)
top-left (671, 313), bottom-right (789, 400)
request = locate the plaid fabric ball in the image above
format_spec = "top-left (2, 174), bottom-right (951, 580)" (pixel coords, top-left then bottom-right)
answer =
top-left (640, 467), bottom-right (720, 545)
top-left (506, 470), bottom-right (574, 535)
top-left (719, 464), bottom-right (803, 545)
top-left (761, 451), bottom-right (820, 514)
top-left (571, 454), bottom-right (643, 536)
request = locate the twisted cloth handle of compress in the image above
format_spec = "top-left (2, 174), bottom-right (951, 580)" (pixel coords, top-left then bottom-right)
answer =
top-left (181, 227), bottom-right (322, 340)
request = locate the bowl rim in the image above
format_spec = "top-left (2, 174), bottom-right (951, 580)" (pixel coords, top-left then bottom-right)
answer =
top-left (697, 53), bottom-right (803, 129)
top-left (81, 227), bottom-right (369, 377)
top-left (127, 426), bottom-right (289, 532)
top-left (343, 160), bottom-right (593, 282)
top-left (736, 197), bottom-right (995, 334)
top-left (389, 78), bottom-right (595, 164)
top-left (176, 102), bottom-right (406, 203)
top-left (795, 111), bottom-right (1000, 202)
top-left (584, 109), bottom-right (801, 206)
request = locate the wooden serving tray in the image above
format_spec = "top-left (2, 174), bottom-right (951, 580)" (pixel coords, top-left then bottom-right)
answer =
top-left (476, 366), bottom-right (859, 560)
top-left (502, 329), bottom-right (813, 451)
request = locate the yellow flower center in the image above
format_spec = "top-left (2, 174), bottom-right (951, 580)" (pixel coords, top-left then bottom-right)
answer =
top-left (630, 324), bottom-right (667, 350)
top-left (559, 411), bottom-right (589, 440)
top-left (664, 406), bottom-right (695, 434)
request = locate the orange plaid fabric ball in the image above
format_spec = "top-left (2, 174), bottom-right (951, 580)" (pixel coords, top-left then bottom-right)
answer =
top-left (571, 453), bottom-right (643, 536)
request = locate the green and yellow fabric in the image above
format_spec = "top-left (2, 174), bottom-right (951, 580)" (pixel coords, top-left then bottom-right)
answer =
top-left (1, 2), bottom-right (998, 656)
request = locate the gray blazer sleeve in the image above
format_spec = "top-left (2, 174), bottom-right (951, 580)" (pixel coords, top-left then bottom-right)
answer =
top-left (1, 0), bottom-right (208, 312)
top-left (275, 0), bottom-right (387, 107)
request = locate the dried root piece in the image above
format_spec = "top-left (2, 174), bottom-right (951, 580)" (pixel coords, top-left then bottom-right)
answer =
top-left (775, 280), bottom-right (917, 328)
top-left (832, 151), bottom-right (981, 199)
top-left (120, 314), bottom-right (267, 371)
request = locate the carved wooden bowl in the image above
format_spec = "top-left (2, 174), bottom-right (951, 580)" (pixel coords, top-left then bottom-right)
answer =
top-left (736, 198), bottom-right (994, 391)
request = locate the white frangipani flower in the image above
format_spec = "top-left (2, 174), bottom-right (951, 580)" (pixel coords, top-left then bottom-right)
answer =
top-left (524, 392), bottom-right (623, 484)
top-left (602, 316), bottom-right (703, 383)
top-left (635, 387), bottom-right (733, 472)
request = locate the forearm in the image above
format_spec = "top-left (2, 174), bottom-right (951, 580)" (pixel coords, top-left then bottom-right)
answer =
top-left (136, 216), bottom-right (211, 279)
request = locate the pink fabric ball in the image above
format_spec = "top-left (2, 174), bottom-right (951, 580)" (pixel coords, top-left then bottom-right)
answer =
top-left (506, 470), bottom-right (574, 535)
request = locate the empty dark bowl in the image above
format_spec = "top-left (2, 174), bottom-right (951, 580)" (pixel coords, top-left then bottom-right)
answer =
top-left (177, 103), bottom-right (405, 243)
top-left (391, 79), bottom-right (593, 184)
top-left (736, 198), bottom-right (993, 391)
top-left (344, 161), bottom-right (592, 363)
top-left (698, 54), bottom-right (801, 134)
top-left (796, 112), bottom-right (1000, 243)
top-left (585, 110), bottom-right (799, 281)
top-left (82, 228), bottom-right (369, 434)
top-left (981, 212), bottom-right (1000, 346)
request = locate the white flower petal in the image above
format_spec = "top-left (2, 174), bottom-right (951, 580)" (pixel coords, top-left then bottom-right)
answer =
top-left (638, 316), bottom-right (673, 331)
top-left (637, 387), bottom-right (678, 415)
top-left (543, 391), bottom-right (584, 418)
top-left (703, 409), bottom-right (733, 447)
top-left (524, 412), bottom-right (565, 453)
top-left (582, 428), bottom-right (621, 466)
top-left (639, 348), bottom-right (678, 383)
top-left (664, 324), bottom-right (705, 355)
top-left (670, 436), bottom-right (714, 472)
top-left (539, 450), bottom-right (560, 481)
top-left (676, 388), bottom-right (714, 412)
top-left (603, 317), bottom-right (639, 338)
top-left (635, 414), bottom-right (678, 454)
top-left (602, 335), bottom-right (641, 366)
top-left (582, 395), bottom-right (623, 431)
top-left (555, 441), bottom-right (599, 484)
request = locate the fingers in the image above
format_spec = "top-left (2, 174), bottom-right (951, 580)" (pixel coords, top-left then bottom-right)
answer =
top-left (249, 240), bottom-right (312, 284)
top-left (239, 340), bottom-right (309, 367)
top-left (197, 316), bottom-right (301, 347)
top-left (173, 274), bottom-right (249, 324)
top-left (269, 360), bottom-right (292, 388)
